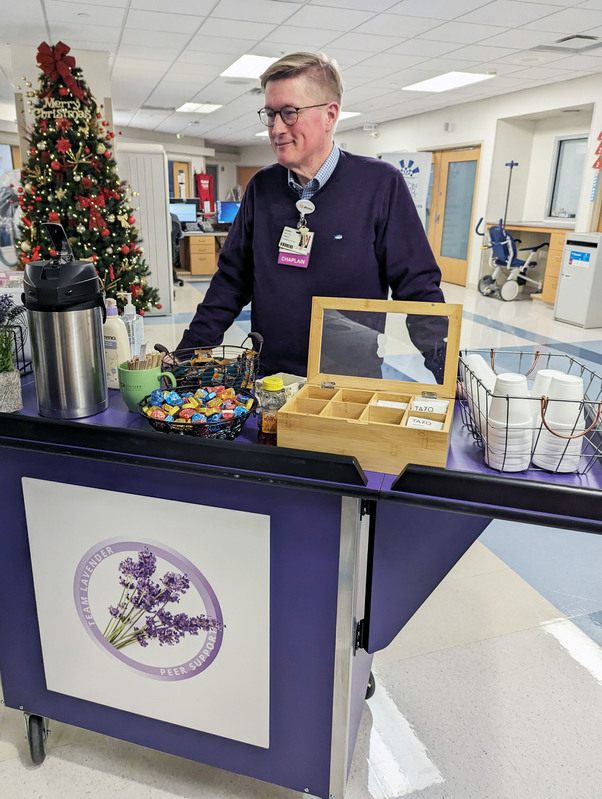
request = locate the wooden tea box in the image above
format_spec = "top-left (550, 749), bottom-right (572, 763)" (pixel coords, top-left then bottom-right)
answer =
top-left (277, 297), bottom-right (462, 475)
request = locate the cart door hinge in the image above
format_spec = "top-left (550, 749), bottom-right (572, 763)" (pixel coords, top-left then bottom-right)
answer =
top-left (421, 390), bottom-right (438, 399)
top-left (321, 380), bottom-right (336, 389)
top-left (355, 618), bottom-right (366, 651)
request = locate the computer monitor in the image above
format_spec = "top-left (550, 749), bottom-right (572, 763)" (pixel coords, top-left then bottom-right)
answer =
top-left (216, 201), bottom-right (241, 225)
top-left (169, 199), bottom-right (200, 224)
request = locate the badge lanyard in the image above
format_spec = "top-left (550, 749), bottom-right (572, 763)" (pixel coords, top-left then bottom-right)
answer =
top-left (277, 199), bottom-right (316, 269)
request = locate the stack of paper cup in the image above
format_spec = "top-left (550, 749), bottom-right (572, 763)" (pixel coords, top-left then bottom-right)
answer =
top-left (532, 374), bottom-right (585, 472)
top-left (484, 373), bottom-right (532, 471)
top-left (530, 368), bottom-right (565, 428)
top-left (462, 354), bottom-right (497, 434)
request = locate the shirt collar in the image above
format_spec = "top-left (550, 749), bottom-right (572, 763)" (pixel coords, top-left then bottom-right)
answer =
top-left (288, 145), bottom-right (340, 199)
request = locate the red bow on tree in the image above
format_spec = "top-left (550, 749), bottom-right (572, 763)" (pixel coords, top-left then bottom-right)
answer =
top-left (76, 194), bottom-right (107, 229)
top-left (37, 41), bottom-right (86, 102)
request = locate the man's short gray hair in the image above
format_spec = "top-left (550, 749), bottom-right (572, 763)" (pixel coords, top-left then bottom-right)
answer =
top-left (260, 52), bottom-right (343, 105)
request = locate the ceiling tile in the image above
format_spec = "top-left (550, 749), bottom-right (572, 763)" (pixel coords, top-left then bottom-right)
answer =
top-left (387, 39), bottom-right (463, 57)
top-left (120, 29), bottom-right (191, 48)
top-left (352, 14), bottom-right (441, 38)
top-left (308, 0), bottom-right (396, 11)
top-left (262, 25), bottom-right (339, 47)
top-left (326, 32), bottom-right (405, 51)
top-left (446, 44), bottom-right (519, 62)
top-left (284, 4), bottom-right (374, 30)
top-left (358, 52), bottom-right (433, 70)
top-left (197, 17), bottom-right (277, 40)
top-left (46, 0), bottom-right (125, 26)
top-left (387, 0), bottom-right (491, 20)
top-left (131, 0), bottom-right (214, 13)
top-left (126, 9), bottom-right (205, 34)
top-left (478, 28), bottom-right (562, 48)
top-left (212, 0), bottom-right (299, 25)
top-left (458, 1), bottom-right (557, 27)
top-left (418, 21), bottom-right (509, 44)
top-left (521, 7), bottom-right (602, 32)
top-left (185, 34), bottom-right (257, 55)
top-left (115, 43), bottom-right (183, 61)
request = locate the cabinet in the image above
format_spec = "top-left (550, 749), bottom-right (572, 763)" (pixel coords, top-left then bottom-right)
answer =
top-left (537, 230), bottom-right (567, 304)
top-left (179, 233), bottom-right (226, 276)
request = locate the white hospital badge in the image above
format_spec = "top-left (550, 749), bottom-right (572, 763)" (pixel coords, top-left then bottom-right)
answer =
top-left (278, 225), bottom-right (314, 268)
top-left (295, 199), bottom-right (315, 215)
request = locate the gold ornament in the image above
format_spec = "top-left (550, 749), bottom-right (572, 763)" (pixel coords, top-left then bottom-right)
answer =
top-left (21, 241), bottom-right (31, 252)
top-left (107, 214), bottom-right (115, 223)
top-left (117, 213), bottom-right (129, 228)
top-left (55, 188), bottom-right (67, 201)
top-left (96, 142), bottom-right (106, 154)
top-left (76, 224), bottom-right (86, 234)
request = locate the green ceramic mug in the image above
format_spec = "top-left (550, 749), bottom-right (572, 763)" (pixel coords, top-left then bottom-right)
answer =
top-left (118, 362), bottom-right (177, 413)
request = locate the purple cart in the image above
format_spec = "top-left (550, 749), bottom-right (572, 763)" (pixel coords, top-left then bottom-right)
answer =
top-left (0, 381), bottom-right (600, 798)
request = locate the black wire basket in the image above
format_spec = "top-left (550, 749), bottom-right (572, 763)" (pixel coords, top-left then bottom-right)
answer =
top-left (138, 386), bottom-right (257, 440)
top-left (156, 333), bottom-right (263, 393)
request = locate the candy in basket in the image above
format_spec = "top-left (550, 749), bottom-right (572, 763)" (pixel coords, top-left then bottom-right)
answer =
top-left (155, 333), bottom-right (263, 392)
top-left (458, 349), bottom-right (602, 474)
top-left (139, 385), bottom-right (256, 440)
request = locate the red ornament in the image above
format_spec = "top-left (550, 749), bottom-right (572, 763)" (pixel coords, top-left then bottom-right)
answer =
top-left (30, 148), bottom-right (37, 157)
top-left (21, 255), bottom-right (30, 264)
top-left (101, 228), bottom-right (110, 237)
top-left (120, 245), bottom-right (130, 254)
top-left (48, 211), bottom-right (60, 223)
top-left (28, 205), bottom-right (34, 211)
top-left (92, 254), bottom-right (98, 262)
top-left (128, 216), bottom-right (135, 224)
top-left (82, 177), bottom-right (92, 190)
top-left (156, 304), bottom-right (162, 310)
top-left (139, 309), bottom-right (145, 316)
top-left (104, 150), bottom-right (111, 158)
top-left (84, 147), bottom-right (90, 154)
top-left (51, 160), bottom-right (61, 171)
top-left (17, 187), bottom-right (23, 193)
top-left (59, 87), bottom-right (69, 96)
top-left (35, 196), bottom-right (42, 201)
top-left (49, 248), bottom-right (57, 257)
top-left (22, 217), bottom-right (32, 227)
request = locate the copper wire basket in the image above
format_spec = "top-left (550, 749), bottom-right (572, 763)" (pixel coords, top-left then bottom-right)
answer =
top-left (156, 333), bottom-right (263, 393)
top-left (458, 349), bottom-right (602, 474)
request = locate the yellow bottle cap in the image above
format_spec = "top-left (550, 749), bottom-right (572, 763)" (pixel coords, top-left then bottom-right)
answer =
top-left (262, 376), bottom-right (284, 391)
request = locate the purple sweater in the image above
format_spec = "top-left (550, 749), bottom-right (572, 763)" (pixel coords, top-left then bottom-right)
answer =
top-left (178, 150), bottom-right (444, 375)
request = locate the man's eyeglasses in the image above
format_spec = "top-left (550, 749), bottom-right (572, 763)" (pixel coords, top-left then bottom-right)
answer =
top-left (257, 104), bottom-right (329, 127)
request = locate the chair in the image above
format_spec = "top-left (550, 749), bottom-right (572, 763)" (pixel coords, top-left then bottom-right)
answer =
top-left (476, 219), bottom-right (548, 301)
top-left (170, 213), bottom-right (184, 287)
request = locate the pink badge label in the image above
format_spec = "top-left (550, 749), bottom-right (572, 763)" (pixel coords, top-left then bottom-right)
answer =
top-left (278, 251), bottom-right (309, 268)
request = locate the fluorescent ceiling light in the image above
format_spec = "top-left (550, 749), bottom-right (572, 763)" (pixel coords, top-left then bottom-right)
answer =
top-left (176, 102), bottom-right (222, 114)
top-left (255, 131), bottom-right (270, 137)
top-left (221, 55), bottom-right (278, 80)
top-left (403, 71), bottom-right (495, 93)
top-left (339, 111), bottom-right (361, 120)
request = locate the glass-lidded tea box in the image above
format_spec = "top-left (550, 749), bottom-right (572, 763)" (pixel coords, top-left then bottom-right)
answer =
top-left (277, 297), bottom-right (462, 475)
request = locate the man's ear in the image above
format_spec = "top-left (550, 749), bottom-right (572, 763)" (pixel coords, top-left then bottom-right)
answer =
top-left (325, 102), bottom-right (339, 130)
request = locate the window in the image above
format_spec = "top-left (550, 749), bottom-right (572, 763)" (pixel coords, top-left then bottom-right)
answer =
top-left (547, 136), bottom-right (588, 219)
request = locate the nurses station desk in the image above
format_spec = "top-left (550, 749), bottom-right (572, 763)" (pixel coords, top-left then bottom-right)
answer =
top-left (0, 379), bottom-right (601, 799)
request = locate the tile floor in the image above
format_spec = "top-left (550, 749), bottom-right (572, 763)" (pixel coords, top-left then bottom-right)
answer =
top-left (1, 278), bottom-right (601, 799)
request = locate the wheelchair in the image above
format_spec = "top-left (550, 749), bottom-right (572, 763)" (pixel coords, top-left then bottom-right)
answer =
top-left (475, 218), bottom-right (547, 301)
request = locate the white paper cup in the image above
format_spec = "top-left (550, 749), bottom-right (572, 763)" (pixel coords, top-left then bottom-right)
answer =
top-left (462, 354), bottom-right (496, 392)
top-left (488, 373), bottom-right (532, 425)
top-left (543, 374), bottom-right (584, 426)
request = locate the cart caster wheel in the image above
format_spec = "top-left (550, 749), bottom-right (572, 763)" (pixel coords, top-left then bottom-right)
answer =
top-left (500, 280), bottom-right (519, 302)
top-left (27, 714), bottom-right (47, 765)
top-left (478, 275), bottom-right (496, 296)
top-left (365, 671), bottom-right (376, 700)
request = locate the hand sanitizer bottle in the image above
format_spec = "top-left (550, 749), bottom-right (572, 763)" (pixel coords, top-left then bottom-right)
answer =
top-left (122, 292), bottom-right (145, 358)
top-left (103, 298), bottom-right (130, 388)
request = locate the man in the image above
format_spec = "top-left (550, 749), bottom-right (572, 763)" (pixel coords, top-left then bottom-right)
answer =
top-left (177, 52), bottom-right (445, 378)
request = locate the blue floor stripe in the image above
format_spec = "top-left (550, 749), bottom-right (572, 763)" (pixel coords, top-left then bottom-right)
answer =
top-left (462, 311), bottom-right (602, 366)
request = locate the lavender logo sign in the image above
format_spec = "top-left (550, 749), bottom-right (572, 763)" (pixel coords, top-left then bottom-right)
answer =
top-left (74, 541), bottom-right (224, 681)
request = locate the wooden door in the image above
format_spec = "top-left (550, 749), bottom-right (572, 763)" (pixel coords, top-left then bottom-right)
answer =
top-left (237, 166), bottom-right (262, 195)
top-left (171, 160), bottom-right (191, 199)
top-left (428, 147), bottom-right (480, 286)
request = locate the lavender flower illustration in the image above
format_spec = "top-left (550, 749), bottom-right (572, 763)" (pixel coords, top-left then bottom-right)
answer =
top-left (103, 547), bottom-right (223, 650)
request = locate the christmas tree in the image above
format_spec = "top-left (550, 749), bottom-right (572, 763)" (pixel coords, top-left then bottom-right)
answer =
top-left (16, 41), bottom-right (160, 314)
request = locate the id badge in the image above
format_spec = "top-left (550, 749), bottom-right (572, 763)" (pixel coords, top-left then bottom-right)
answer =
top-left (278, 225), bottom-right (314, 268)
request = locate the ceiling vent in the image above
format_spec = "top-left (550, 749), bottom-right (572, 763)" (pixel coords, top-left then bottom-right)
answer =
top-left (532, 34), bottom-right (602, 54)
top-left (248, 87), bottom-right (263, 95)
